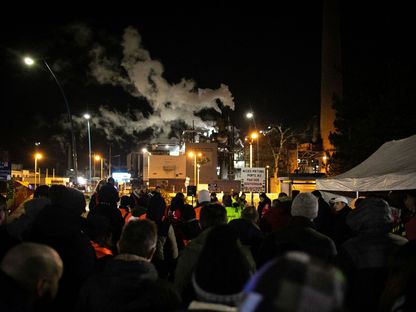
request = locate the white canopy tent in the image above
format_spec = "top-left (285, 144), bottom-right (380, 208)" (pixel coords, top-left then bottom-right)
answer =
top-left (316, 134), bottom-right (416, 194)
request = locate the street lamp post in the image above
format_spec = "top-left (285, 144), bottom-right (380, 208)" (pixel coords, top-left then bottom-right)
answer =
top-left (197, 164), bottom-right (201, 189)
top-left (246, 112), bottom-right (259, 167)
top-left (94, 155), bottom-right (103, 180)
top-left (34, 153), bottom-right (42, 189)
top-left (266, 165), bottom-right (270, 193)
top-left (248, 132), bottom-right (258, 168)
top-left (24, 56), bottom-right (78, 182)
top-left (84, 114), bottom-right (92, 183)
top-left (188, 152), bottom-right (202, 188)
top-left (142, 148), bottom-right (151, 187)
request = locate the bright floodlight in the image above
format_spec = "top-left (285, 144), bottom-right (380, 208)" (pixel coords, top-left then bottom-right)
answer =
top-left (250, 132), bottom-right (258, 139)
top-left (24, 57), bottom-right (35, 66)
top-left (84, 113), bottom-right (91, 119)
top-left (246, 112), bottom-right (254, 119)
top-left (35, 153), bottom-right (43, 160)
top-left (188, 151), bottom-right (195, 158)
top-left (77, 176), bottom-right (87, 185)
top-left (142, 148), bottom-right (148, 153)
top-left (94, 155), bottom-right (101, 161)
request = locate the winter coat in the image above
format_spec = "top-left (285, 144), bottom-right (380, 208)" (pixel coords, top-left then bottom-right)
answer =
top-left (337, 197), bottom-right (408, 312)
top-left (75, 257), bottom-right (181, 312)
top-left (256, 216), bottom-right (337, 267)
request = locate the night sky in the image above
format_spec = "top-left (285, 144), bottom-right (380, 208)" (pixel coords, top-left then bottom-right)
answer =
top-left (1, 2), bottom-right (415, 173)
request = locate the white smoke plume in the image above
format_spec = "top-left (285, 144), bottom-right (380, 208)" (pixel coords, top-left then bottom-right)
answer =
top-left (88, 26), bottom-right (235, 142)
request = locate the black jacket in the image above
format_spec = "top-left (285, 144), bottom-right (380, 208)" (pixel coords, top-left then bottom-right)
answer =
top-left (75, 258), bottom-right (181, 312)
top-left (257, 216), bottom-right (337, 267)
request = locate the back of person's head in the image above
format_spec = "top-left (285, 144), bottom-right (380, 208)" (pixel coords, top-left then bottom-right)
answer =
top-left (291, 192), bottom-right (319, 220)
top-left (1, 242), bottom-right (63, 300)
top-left (95, 179), bottom-right (107, 192)
top-left (170, 195), bottom-right (185, 211)
top-left (49, 185), bottom-right (86, 217)
top-left (181, 204), bottom-right (196, 221)
top-left (107, 176), bottom-right (115, 185)
top-left (147, 194), bottom-right (166, 222)
top-left (241, 206), bottom-right (259, 223)
top-left (291, 190), bottom-right (300, 199)
top-left (278, 192), bottom-right (288, 198)
top-left (259, 193), bottom-right (267, 200)
top-left (117, 219), bottom-right (157, 258)
top-left (347, 197), bottom-right (393, 233)
top-left (98, 183), bottom-right (119, 204)
top-left (198, 189), bottom-right (210, 204)
top-left (34, 185), bottom-right (50, 198)
top-left (120, 195), bottom-right (132, 209)
top-left (239, 251), bottom-right (345, 312)
top-left (311, 190), bottom-right (322, 199)
top-left (200, 203), bottom-right (227, 230)
top-left (0, 194), bottom-right (7, 225)
top-left (86, 214), bottom-right (112, 245)
top-left (222, 194), bottom-right (233, 207)
top-left (193, 224), bottom-right (252, 306)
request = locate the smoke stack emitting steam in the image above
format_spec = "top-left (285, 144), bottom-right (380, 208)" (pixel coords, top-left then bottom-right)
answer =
top-left (84, 26), bottom-right (234, 143)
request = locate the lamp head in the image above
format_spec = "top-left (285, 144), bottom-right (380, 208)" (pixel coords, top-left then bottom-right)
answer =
top-left (24, 56), bottom-right (35, 66)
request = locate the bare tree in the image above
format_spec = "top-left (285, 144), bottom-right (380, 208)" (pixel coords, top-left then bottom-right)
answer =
top-left (262, 125), bottom-right (296, 178)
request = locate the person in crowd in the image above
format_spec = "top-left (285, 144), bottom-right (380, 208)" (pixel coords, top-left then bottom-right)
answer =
top-left (174, 204), bottom-right (201, 248)
top-left (337, 197), bottom-right (408, 311)
top-left (239, 251), bottom-right (346, 312)
top-left (88, 183), bottom-right (124, 250)
top-left (0, 242), bottom-right (63, 312)
top-left (75, 219), bottom-right (181, 311)
top-left (130, 188), bottom-right (149, 219)
top-left (311, 190), bottom-right (332, 233)
top-left (210, 192), bottom-right (219, 203)
top-left (88, 179), bottom-right (107, 212)
top-left (257, 192), bottom-right (337, 267)
top-left (188, 225), bottom-right (254, 310)
top-left (380, 240), bottom-right (416, 312)
top-left (175, 203), bottom-right (255, 307)
top-left (259, 197), bottom-right (292, 234)
top-left (194, 190), bottom-right (211, 220)
top-left (223, 193), bottom-right (242, 223)
top-left (169, 192), bottom-right (186, 220)
top-left (118, 195), bottom-right (133, 223)
top-left (147, 190), bottom-right (178, 280)
top-left (324, 196), bottom-right (355, 248)
top-left (239, 192), bottom-right (248, 207)
top-left (84, 214), bottom-right (113, 272)
top-left (29, 186), bottom-right (96, 312)
top-left (291, 190), bottom-right (300, 200)
top-left (7, 184), bottom-right (50, 240)
top-left (0, 195), bottom-right (20, 260)
top-left (229, 206), bottom-right (265, 260)
top-left (399, 190), bottom-right (416, 240)
top-left (257, 192), bottom-right (271, 220)
top-left (278, 192), bottom-right (288, 199)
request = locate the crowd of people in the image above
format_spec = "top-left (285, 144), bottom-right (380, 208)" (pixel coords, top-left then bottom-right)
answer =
top-left (1, 179), bottom-right (416, 311)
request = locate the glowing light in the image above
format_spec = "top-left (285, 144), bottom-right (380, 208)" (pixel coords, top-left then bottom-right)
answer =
top-left (24, 57), bottom-right (34, 66)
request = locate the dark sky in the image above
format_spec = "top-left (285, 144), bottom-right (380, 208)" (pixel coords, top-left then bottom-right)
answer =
top-left (1, 2), bottom-right (415, 172)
